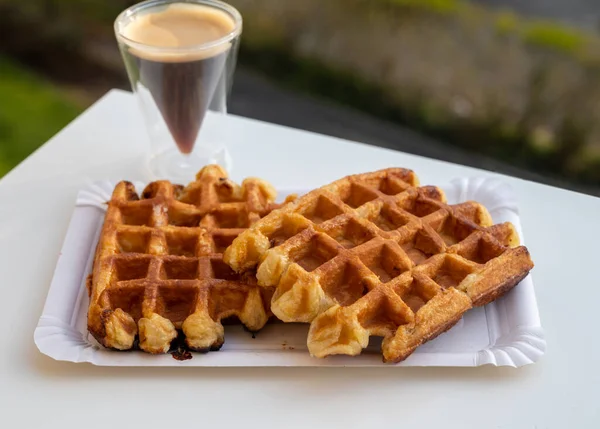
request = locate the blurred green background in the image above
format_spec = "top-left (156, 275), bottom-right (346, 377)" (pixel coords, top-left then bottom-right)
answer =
top-left (1, 0), bottom-right (599, 195)
top-left (0, 55), bottom-right (80, 175)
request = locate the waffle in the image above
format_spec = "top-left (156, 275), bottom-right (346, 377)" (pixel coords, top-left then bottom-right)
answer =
top-left (224, 168), bottom-right (534, 362)
top-left (87, 165), bottom-right (287, 354)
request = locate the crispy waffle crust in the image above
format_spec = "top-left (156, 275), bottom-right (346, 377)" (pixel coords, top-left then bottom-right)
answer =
top-left (224, 168), bottom-right (534, 363)
top-left (88, 165), bottom-right (285, 354)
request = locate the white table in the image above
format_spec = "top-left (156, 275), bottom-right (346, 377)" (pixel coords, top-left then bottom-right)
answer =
top-left (1, 89), bottom-right (598, 428)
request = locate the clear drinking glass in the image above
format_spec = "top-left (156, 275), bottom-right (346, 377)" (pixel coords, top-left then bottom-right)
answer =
top-left (114, 0), bottom-right (242, 180)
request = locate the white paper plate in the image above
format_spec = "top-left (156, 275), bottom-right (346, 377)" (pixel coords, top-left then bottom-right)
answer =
top-left (34, 177), bottom-right (545, 367)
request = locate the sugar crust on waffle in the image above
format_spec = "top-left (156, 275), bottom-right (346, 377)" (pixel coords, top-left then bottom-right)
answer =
top-left (224, 168), bottom-right (534, 363)
top-left (87, 165), bottom-right (285, 354)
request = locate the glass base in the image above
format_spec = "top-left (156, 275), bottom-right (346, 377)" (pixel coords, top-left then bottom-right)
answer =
top-left (146, 145), bottom-right (232, 183)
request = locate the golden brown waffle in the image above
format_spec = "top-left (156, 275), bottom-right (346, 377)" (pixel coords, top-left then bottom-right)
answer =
top-left (224, 168), bottom-right (534, 362)
top-left (88, 165), bottom-right (284, 354)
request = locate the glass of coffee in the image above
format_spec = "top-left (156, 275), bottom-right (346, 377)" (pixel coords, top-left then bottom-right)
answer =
top-left (114, 0), bottom-right (242, 180)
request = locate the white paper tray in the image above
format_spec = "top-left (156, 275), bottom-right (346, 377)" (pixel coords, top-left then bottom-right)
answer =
top-left (34, 177), bottom-right (545, 367)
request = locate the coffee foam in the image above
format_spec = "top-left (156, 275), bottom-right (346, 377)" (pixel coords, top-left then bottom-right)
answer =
top-left (121, 3), bottom-right (236, 62)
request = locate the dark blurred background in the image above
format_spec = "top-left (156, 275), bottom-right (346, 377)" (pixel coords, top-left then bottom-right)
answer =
top-left (1, 0), bottom-right (599, 195)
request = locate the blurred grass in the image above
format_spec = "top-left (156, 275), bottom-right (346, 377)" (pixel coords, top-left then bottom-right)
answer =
top-left (495, 11), bottom-right (520, 35)
top-left (523, 21), bottom-right (586, 54)
top-left (0, 55), bottom-right (82, 177)
top-left (388, 0), bottom-right (459, 14)
top-left (381, 0), bottom-right (594, 56)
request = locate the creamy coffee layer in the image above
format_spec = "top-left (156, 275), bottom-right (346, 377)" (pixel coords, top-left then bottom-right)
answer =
top-left (122, 3), bottom-right (236, 61)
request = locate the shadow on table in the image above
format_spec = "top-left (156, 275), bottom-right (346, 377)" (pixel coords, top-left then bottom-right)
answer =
top-left (29, 343), bottom-right (542, 386)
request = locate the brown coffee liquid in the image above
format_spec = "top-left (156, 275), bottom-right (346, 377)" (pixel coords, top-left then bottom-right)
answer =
top-left (122, 3), bottom-right (235, 154)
